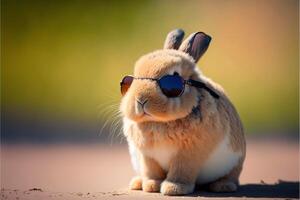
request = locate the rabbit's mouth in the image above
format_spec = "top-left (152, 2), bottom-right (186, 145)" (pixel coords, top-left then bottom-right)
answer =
top-left (135, 106), bottom-right (154, 120)
top-left (131, 111), bottom-right (154, 123)
top-left (143, 111), bottom-right (152, 117)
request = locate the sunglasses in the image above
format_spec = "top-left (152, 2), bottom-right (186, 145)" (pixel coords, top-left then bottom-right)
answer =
top-left (120, 74), bottom-right (219, 99)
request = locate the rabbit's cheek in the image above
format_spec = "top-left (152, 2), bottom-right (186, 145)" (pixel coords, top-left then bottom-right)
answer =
top-left (120, 94), bottom-right (137, 119)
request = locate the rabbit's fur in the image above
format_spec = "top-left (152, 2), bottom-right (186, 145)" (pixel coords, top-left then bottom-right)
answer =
top-left (120, 29), bottom-right (246, 195)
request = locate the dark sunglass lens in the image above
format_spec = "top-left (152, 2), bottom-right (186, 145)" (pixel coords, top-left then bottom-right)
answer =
top-left (120, 76), bottom-right (134, 96)
top-left (158, 75), bottom-right (184, 97)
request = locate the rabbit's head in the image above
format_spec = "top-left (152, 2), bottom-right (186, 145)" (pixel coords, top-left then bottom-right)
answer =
top-left (120, 29), bottom-right (212, 123)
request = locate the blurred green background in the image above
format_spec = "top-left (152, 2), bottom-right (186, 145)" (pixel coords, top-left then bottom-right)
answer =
top-left (1, 0), bottom-right (299, 143)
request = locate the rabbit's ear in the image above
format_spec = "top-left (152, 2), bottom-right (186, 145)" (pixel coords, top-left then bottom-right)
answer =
top-left (179, 32), bottom-right (211, 63)
top-left (163, 29), bottom-right (185, 50)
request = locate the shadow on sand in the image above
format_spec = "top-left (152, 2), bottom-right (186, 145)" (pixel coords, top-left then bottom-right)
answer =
top-left (191, 180), bottom-right (299, 199)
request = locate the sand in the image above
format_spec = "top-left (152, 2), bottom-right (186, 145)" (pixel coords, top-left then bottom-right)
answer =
top-left (1, 139), bottom-right (299, 199)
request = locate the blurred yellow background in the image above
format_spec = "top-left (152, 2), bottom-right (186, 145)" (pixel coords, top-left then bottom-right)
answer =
top-left (1, 0), bottom-right (298, 142)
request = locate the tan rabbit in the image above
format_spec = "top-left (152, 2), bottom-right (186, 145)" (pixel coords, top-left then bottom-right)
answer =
top-left (120, 29), bottom-right (246, 196)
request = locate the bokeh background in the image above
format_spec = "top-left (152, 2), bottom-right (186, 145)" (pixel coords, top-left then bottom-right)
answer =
top-left (1, 0), bottom-right (299, 143)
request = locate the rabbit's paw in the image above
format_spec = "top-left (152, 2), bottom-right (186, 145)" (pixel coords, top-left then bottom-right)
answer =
top-left (160, 180), bottom-right (194, 196)
top-left (129, 176), bottom-right (142, 190)
top-left (209, 180), bottom-right (238, 192)
top-left (142, 179), bottom-right (162, 193)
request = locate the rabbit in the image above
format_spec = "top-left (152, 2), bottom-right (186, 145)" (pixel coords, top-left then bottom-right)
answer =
top-left (120, 29), bottom-right (246, 196)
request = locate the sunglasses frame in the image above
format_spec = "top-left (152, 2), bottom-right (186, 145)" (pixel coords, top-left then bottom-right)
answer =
top-left (120, 75), bottom-right (219, 99)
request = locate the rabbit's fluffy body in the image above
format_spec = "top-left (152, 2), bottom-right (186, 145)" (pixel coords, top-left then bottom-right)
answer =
top-left (120, 31), bottom-right (246, 195)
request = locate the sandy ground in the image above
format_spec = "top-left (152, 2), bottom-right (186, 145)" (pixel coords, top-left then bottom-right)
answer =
top-left (1, 139), bottom-right (299, 200)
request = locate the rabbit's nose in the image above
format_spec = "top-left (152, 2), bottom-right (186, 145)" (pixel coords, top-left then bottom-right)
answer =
top-left (136, 99), bottom-right (148, 108)
top-left (135, 98), bottom-right (148, 116)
